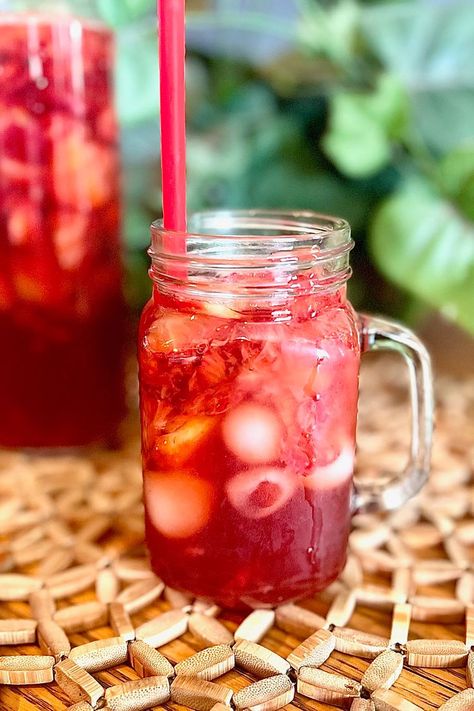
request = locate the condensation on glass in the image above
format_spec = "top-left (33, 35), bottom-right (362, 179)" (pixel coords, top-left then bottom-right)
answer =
top-left (138, 210), bottom-right (433, 609)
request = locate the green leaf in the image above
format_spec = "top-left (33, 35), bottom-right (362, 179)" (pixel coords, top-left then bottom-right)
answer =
top-left (96, 0), bottom-right (153, 27)
top-left (323, 74), bottom-right (408, 178)
top-left (361, 1), bottom-right (474, 152)
top-left (438, 144), bottom-right (474, 222)
top-left (116, 21), bottom-right (158, 126)
top-left (296, 0), bottom-right (359, 67)
top-left (361, 1), bottom-right (474, 86)
top-left (411, 89), bottom-right (474, 156)
top-left (370, 178), bottom-right (474, 336)
top-left (250, 160), bottom-right (372, 234)
top-left (125, 250), bottom-right (152, 312)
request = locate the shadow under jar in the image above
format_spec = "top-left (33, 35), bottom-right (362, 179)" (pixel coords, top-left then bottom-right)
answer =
top-left (138, 211), bottom-right (433, 609)
top-left (0, 0), bottom-right (127, 448)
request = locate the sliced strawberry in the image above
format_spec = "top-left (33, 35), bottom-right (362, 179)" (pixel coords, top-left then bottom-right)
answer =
top-left (7, 204), bottom-right (40, 247)
top-left (50, 116), bottom-right (116, 209)
top-left (226, 466), bottom-right (297, 519)
top-left (303, 446), bottom-right (354, 491)
top-left (83, 143), bottom-right (116, 207)
top-left (154, 416), bottom-right (216, 466)
top-left (53, 212), bottom-right (88, 270)
top-left (145, 312), bottom-right (229, 355)
top-left (145, 314), bottom-right (200, 355)
top-left (144, 470), bottom-right (213, 538)
top-left (198, 350), bottom-right (228, 385)
top-left (222, 403), bottom-right (282, 465)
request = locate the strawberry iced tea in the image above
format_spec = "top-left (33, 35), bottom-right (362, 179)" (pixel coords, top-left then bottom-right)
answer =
top-left (139, 214), bottom-right (360, 608)
top-left (0, 12), bottom-right (126, 447)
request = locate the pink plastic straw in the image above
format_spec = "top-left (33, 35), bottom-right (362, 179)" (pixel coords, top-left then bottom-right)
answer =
top-left (158, 0), bottom-right (187, 241)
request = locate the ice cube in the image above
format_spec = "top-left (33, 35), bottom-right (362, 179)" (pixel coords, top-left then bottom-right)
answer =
top-left (154, 416), bottom-right (216, 465)
top-left (144, 471), bottom-right (213, 538)
top-left (303, 446), bottom-right (354, 490)
top-left (222, 403), bottom-right (282, 465)
top-left (226, 466), bottom-right (298, 519)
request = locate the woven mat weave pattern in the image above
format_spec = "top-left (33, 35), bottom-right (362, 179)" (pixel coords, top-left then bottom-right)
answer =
top-left (0, 359), bottom-right (473, 711)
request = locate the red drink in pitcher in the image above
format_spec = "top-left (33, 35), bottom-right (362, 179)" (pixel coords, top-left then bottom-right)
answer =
top-left (0, 9), bottom-right (126, 447)
top-left (139, 213), bottom-right (361, 608)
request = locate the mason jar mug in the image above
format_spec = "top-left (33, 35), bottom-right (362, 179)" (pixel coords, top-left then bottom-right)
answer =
top-left (138, 211), bottom-right (433, 609)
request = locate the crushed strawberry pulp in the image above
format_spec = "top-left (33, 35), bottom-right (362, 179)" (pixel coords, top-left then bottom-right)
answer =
top-left (0, 15), bottom-right (126, 447)
top-left (139, 281), bottom-right (360, 609)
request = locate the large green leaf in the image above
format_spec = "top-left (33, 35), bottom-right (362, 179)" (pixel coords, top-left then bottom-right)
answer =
top-left (438, 144), bottom-right (474, 222)
top-left (116, 21), bottom-right (158, 126)
top-left (361, 1), bottom-right (474, 84)
top-left (361, 1), bottom-right (474, 153)
top-left (323, 74), bottom-right (408, 178)
top-left (370, 179), bottom-right (474, 335)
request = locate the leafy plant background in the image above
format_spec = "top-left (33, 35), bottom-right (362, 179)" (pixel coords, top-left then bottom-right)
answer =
top-left (96, 0), bottom-right (474, 334)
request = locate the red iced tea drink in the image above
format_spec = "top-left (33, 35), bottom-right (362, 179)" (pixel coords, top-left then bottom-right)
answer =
top-left (0, 12), bottom-right (126, 447)
top-left (139, 213), bottom-right (434, 608)
top-left (139, 238), bottom-right (360, 607)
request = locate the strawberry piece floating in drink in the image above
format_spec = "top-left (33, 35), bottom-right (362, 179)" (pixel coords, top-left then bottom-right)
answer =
top-left (145, 312), bottom-right (228, 355)
top-left (53, 212), bottom-right (88, 270)
top-left (51, 124), bottom-right (115, 208)
top-left (154, 416), bottom-right (216, 466)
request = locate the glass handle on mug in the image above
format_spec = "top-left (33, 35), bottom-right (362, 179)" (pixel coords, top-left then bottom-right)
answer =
top-left (354, 314), bottom-right (434, 513)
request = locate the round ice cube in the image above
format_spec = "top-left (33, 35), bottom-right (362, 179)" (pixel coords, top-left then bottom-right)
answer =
top-left (144, 471), bottom-right (213, 538)
top-left (222, 403), bottom-right (282, 464)
top-left (226, 466), bottom-right (297, 519)
top-left (304, 446), bottom-right (354, 490)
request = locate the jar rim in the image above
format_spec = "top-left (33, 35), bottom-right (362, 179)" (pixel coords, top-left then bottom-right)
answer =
top-left (150, 209), bottom-right (352, 258)
top-left (149, 209), bottom-right (354, 301)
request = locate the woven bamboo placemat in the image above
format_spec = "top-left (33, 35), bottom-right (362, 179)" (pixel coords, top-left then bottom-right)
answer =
top-left (1, 358), bottom-right (473, 711)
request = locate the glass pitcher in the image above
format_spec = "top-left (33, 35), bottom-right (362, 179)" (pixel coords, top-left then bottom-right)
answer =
top-left (0, 0), bottom-right (126, 448)
top-left (138, 210), bottom-right (433, 609)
